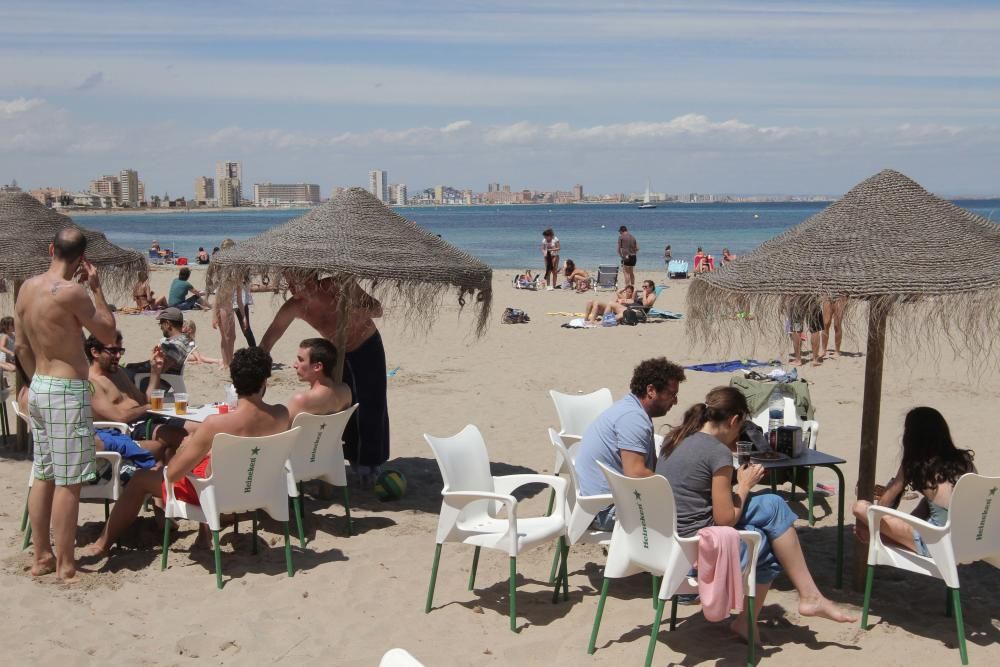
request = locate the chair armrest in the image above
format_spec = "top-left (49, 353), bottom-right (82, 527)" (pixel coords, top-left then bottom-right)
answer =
top-left (95, 421), bottom-right (131, 433)
top-left (493, 474), bottom-right (568, 518)
top-left (576, 493), bottom-right (614, 513)
top-left (867, 504), bottom-right (949, 543)
top-left (800, 420), bottom-right (819, 449)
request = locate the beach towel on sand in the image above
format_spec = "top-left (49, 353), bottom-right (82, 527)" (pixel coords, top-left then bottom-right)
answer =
top-left (697, 526), bottom-right (744, 622)
top-left (685, 360), bottom-right (771, 373)
top-left (647, 308), bottom-right (684, 320)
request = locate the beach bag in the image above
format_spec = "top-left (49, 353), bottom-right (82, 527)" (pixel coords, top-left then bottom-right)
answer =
top-left (601, 312), bottom-right (617, 327)
top-left (621, 307), bottom-right (644, 326)
top-left (502, 307), bottom-right (530, 324)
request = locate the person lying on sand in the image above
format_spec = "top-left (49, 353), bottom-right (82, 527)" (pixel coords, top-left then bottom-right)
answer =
top-left (584, 284), bottom-right (634, 322)
top-left (82, 348), bottom-right (290, 558)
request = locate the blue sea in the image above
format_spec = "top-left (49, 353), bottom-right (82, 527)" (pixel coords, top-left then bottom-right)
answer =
top-left (76, 200), bottom-right (1000, 271)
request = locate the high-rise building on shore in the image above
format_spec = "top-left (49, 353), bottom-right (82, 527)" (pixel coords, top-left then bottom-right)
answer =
top-left (218, 178), bottom-right (241, 207)
top-left (368, 169), bottom-right (388, 203)
top-left (253, 182), bottom-right (320, 206)
top-left (89, 174), bottom-right (121, 203)
top-left (216, 161), bottom-right (242, 204)
top-left (194, 177), bottom-right (214, 203)
top-left (573, 184), bottom-right (584, 202)
top-left (433, 185), bottom-right (445, 204)
top-left (137, 182), bottom-right (145, 204)
top-left (391, 183), bottom-right (407, 205)
top-left (119, 169), bottom-right (139, 207)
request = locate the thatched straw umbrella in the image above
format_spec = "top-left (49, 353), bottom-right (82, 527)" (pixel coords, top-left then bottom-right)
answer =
top-left (208, 187), bottom-right (493, 377)
top-left (686, 169), bottom-right (1000, 586)
top-left (0, 193), bottom-right (147, 450)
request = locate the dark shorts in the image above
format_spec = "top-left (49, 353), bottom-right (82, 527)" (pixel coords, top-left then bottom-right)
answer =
top-left (129, 415), bottom-right (187, 441)
top-left (343, 331), bottom-right (390, 467)
top-left (622, 255), bottom-right (637, 267)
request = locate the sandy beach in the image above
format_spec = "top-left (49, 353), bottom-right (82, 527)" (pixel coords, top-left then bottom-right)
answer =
top-left (1, 265), bottom-right (998, 666)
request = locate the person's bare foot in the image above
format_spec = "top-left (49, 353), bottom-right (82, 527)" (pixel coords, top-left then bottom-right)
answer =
top-left (799, 596), bottom-right (857, 623)
top-left (30, 553), bottom-right (56, 577)
top-left (811, 359), bottom-right (823, 367)
top-left (80, 541), bottom-right (109, 559)
top-left (830, 351), bottom-right (840, 359)
top-left (792, 359), bottom-right (805, 367)
top-left (729, 617), bottom-right (763, 647)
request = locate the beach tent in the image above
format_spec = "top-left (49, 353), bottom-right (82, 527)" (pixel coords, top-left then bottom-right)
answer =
top-left (685, 169), bottom-right (1000, 587)
top-left (207, 187), bottom-right (493, 377)
top-left (0, 192), bottom-right (148, 450)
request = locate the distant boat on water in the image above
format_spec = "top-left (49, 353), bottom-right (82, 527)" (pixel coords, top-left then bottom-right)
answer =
top-left (638, 179), bottom-right (656, 209)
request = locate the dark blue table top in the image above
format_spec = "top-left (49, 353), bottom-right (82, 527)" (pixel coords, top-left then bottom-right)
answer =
top-left (752, 448), bottom-right (846, 469)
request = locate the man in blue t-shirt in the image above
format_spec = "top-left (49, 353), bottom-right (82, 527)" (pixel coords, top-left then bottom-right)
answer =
top-left (575, 357), bottom-right (686, 529)
top-left (167, 267), bottom-right (207, 311)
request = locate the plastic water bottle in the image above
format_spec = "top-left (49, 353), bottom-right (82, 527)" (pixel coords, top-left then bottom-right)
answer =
top-left (767, 391), bottom-right (785, 450)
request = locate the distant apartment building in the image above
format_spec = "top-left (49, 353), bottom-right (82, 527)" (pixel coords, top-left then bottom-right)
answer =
top-left (194, 176), bottom-right (215, 203)
top-left (368, 169), bottom-right (388, 203)
top-left (463, 189), bottom-right (473, 205)
top-left (218, 178), bottom-right (241, 207)
top-left (487, 182), bottom-right (501, 193)
top-left (216, 161), bottom-right (242, 203)
top-left (1, 179), bottom-right (22, 194)
top-left (119, 169), bottom-right (140, 206)
top-left (433, 185), bottom-right (445, 204)
top-left (390, 183), bottom-right (408, 205)
top-left (29, 186), bottom-right (70, 207)
top-left (89, 174), bottom-right (122, 203)
top-left (573, 184), bottom-right (584, 201)
top-left (138, 181), bottom-right (145, 204)
top-left (253, 182), bottom-right (321, 206)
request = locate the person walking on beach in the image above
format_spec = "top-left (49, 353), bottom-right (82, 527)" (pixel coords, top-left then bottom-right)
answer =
top-left (541, 228), bottom-right (560, 290)
top-left (14, 228), bottom-right (117, 582)
top-left (259, 276), bottom-right (389, 481)
top-left (617, 225), bottom-right (638, 288)
top-left (822, 296), bottom-right (848, 358)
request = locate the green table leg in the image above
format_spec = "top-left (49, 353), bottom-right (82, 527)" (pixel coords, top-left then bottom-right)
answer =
top-left (807, 467), bottom-right (815, 526)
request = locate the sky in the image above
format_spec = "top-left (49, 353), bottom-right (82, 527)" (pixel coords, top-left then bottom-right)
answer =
top-left (2, 0), bottom-right (999, 197)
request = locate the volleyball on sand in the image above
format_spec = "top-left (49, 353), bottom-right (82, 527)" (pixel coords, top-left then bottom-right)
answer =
top-left (374, 470), bottom-right (407, 501)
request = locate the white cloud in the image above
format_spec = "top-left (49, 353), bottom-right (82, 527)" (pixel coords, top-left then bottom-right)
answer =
top-left (0, 97), bottom-right (44, 115)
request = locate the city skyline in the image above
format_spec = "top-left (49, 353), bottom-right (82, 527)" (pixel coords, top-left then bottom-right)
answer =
top-left (2, 2), bottom-right (999, 197)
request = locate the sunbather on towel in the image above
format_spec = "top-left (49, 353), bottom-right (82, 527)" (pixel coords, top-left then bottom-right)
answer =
top-left (585, 281), bottom-right (657, 323)
top-left (584, 284), bottom-right (634, 322)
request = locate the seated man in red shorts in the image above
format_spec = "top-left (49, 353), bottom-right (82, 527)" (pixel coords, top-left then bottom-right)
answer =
top-left (83, 347), bottom-right (289, 557)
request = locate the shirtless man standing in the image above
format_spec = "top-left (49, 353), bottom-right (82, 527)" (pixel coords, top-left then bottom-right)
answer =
top-left (288, 338), bottom-right (352, 421)
top-left (260, 277), bottom-right (389, 477)
top-left (83, 347), bottom-right (289, 557)
top-left (14, 228), bottom-right (117, 582)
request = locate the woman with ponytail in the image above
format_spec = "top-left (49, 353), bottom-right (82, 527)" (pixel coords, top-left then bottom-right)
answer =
top-left (657, 386), bottom-right (855, 642)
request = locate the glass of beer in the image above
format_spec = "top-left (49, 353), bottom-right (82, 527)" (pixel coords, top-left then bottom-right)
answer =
top-left (150, 389), bottom-right (165, 411)
top-left (174, 392), bottom-right (188, 416)
top-left (736, 441), bottom-right (754, 467)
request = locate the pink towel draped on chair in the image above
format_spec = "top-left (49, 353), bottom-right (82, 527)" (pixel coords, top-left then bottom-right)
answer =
top-left (696, 526), bottom-right (744, 622)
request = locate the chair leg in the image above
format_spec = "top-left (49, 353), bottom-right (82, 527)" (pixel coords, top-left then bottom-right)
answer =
top-left (20, 496), bottom-right (29, 532)
top-left (548, 538), bottom-right (562, 584)
top-left (22, 523), bottom-right (32, 550)
top-left (425, 543), bottom-right (442, 613)
top-left (669, 595), bottom-right (678, 630)
top-left (651, 575), bottom-right (661, 609)
top-left (645, 597), bottom-right (666, 667)
top-left (747, 595), bottom-right (756, 666)
top-left (807, 468), bottom-right (815, 526)
top-left (251, 511), bottom-right (259, 555)
top-left (545, 488), bottom-right (555, 516)
top-left (292, 495), bottom-right (306, 548)
top-left (860, 564), bottom-right (875, 630)
top-left (509, 556), bottom-right (518, 632)
top-left (560, 540), bottom-right (569, 601)
top-left (950, 588), bottom-right (969, 665)
top-left (342, 484), bottom-right (353, 536)
top-left (789, 465), bottom-right (797, 501)
top-left (161, 518), bottom-right (171, 570)
top-left (587, 578), bottom-right (611, 655)
top-left (212, 530), bottom-right (223, 590)
top-left (284, 520), bottom-right (294, 577)
top-left (551, 538), bottom-right (566, 603)
top-left (468, 546), bottom-right (481, 590)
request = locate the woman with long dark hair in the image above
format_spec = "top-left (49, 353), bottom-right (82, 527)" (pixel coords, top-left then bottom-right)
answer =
top-left (853, 407), bottom-right (975, 555)
top-left (541, 228), bottom-right (560, 290)
top-left (657, 387), bottom-right (855, 641)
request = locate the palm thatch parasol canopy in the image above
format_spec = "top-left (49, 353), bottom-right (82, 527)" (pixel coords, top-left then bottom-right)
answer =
top-left (208, 187), bottom-right (493, 334)
top-left (0, 192), bottom-right (147, 298)
top-left (687, 169), bottom-right (1000, 587)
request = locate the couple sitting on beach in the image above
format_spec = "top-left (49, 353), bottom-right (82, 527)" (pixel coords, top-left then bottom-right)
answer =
top-left (82, 338), bottom-right (352, 558)
top-left (583, 279), bottom-right (656, 324)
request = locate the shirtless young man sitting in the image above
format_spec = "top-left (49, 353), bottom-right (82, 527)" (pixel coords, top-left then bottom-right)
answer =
top-left (288, 338), bottom-right (352, 422)
top-left (15, 228), bottom-right (117, 582)
top-left (83, 347), bottom-right (290, 557)
top-left (86, 332), bottom-right (189, 459)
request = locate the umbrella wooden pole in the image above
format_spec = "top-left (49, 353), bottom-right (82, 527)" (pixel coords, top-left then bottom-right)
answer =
top-left (853, 304), bottom-right (887, 590)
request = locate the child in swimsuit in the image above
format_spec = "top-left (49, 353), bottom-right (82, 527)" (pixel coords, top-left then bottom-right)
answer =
top-left (852, 406), bottom-right (975, 556)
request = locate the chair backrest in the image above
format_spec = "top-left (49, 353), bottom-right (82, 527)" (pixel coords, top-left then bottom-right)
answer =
top-left (948, 473), bottom-right (1000, 564)
top-left (599, 462), bottom-right (681, 574)
top-left (135, 372), bottom-right (187, 400)
top-left (205, 427), bottom-right (301, 515)
top-left (595, 265), bottom-right (619, 289)
top-left (423, 424), bottom-right (494, 494)
top-left (549, 428), bottom-right (583, 504)
top-left (288, 405), bottom-right (358, 486)
top-left (549, 388), bottom-right (614, 443)
top-left (667, 259), bottom-right (688, 274)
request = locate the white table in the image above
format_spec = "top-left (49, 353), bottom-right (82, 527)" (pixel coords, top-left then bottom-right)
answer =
top-left (148, 403), bottom-right (223, 423)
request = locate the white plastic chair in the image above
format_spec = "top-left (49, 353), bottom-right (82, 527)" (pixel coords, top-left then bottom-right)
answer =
top-left (134, 372), bottom-right (187, 401)
top-left (546, 428), bottom-right (612, 584)
top-left (752, 393), bottom-right (822, 521)
top-left (423, 424), bottom-right (569, 632)
top-left (588, 463), bottom-right (761, 666)
top-left (161, 427), bottom-right (301, 589)
top-left (379, 648), bottom-right (425, 667)
top-left (19, 414), bottom-right (130, 549)
top-left (861, 473), bottom-right (1000, 665)
top-left (547, 388), bottom-right (613, 513)
top-left (285, 405), bottom-right (358, 546)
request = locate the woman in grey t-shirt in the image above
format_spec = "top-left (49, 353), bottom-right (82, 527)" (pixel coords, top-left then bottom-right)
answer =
top-left (657, 386), bottom-right (855, 642)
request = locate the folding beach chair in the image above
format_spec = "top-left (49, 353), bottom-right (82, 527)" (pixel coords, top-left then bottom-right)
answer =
top-left (667, 259), bottom-right (689, 279)
top-left (593, 264), bottom-right (619, 291)
top-left (148, 248), bottom-right (164, 265)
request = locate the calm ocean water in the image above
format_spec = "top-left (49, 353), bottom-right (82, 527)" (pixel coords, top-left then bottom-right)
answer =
top-left (76, 200), bottom-right (1000, 271)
